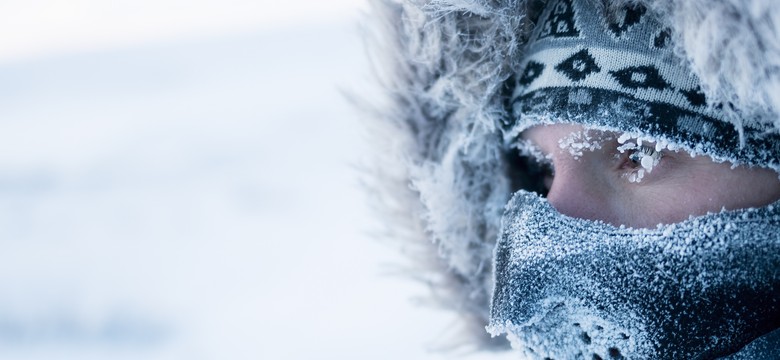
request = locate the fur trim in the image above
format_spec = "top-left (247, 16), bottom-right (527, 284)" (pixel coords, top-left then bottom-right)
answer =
top-left (361, 0), bottom-right (780, 349)
top-left (645, 0), bottom-right (780, 134)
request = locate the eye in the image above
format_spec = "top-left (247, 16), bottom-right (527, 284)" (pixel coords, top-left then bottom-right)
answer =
top-left (627, 145), bottom-right (659, 169)
top-left (616, 140), bottom-right (664, 183)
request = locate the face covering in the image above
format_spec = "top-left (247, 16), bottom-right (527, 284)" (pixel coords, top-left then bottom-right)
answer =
top-left (487, 190), bottom-right (780, 359)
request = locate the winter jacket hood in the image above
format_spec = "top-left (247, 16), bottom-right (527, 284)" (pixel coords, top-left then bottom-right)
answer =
top-left (362, 0), bottom-right (780, 354)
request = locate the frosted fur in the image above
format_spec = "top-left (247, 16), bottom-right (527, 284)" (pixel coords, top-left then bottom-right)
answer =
top-left (651, 0), bottom-right (780, 133)
top-left (362, 0), bottom-right (780, 349)
top-left (361, 0), bottom-right (524, 348)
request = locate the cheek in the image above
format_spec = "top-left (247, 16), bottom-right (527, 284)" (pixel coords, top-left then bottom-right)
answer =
top-left (713, 167), bottom-right (780, 210)
top-left (640, 187), bottom-right (713, 224)
top-left (609, 188), bottom-right (701, 228)
top-left (637, 165), bottom-right (780, 225)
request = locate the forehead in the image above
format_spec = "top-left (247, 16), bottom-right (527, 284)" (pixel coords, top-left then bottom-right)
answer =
top-left (521, 124), bottom-right (614, 149)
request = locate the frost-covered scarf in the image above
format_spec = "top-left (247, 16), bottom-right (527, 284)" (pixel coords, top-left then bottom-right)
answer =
top-left (488, 190), bottom-right (780, 359)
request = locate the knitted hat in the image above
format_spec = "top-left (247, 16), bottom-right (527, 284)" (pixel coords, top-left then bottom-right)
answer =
top-left (507, 0), bottom-right (780, 170)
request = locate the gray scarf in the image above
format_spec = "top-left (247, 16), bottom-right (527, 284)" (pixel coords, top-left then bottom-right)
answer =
top-left (488, 190), bottom-right (780, 359)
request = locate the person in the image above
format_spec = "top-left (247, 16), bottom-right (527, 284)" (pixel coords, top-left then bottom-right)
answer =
top-left (365, 0), bottom-right (780, 358)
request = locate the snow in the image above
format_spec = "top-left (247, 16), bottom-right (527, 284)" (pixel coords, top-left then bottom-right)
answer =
top-left (0, 0), bottom-right (368, 64)
top-left (0, 14), bottom-right (510, 360)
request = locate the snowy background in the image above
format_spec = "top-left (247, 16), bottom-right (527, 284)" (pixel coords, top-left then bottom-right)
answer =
top-left (0, 1), bottom-right (515, 359)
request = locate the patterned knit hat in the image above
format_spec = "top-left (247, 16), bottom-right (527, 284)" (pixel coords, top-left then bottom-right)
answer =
top-left (507, 0), bottom-right (780, 169)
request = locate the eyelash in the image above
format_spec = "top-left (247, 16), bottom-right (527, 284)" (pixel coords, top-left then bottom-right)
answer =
top-left (619, 144), bottom-right (664, 183)
top-left (627, 145), bottom-right (659, 167)
top-left (514, 135), bottom-right (670, 192)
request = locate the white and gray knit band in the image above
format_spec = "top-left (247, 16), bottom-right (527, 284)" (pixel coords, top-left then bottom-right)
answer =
top-left (507, 0), bottom-right (780, 168)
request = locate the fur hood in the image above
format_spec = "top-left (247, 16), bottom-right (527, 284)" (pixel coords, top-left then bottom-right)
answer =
top-left (362, 0), bottom-right (780, 350)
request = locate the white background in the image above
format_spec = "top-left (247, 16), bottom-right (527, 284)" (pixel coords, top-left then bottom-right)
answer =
top-left (0, 1), bottom-right (516, 359)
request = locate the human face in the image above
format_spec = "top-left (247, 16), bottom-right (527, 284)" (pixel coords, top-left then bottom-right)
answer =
top-left (521, 124), bottom-right (780, 228)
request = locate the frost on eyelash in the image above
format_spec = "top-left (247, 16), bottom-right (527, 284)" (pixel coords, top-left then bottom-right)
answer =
top-left (558, 130), bottom-right (607, 159)
top-left (616, 134), bottom-right (680, 183)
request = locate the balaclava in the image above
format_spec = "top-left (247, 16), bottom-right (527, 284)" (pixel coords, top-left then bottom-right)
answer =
top-left (489, 0), bottom-right (780, 358)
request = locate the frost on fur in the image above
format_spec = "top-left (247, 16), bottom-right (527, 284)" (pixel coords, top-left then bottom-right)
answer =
top-left (362, 0), bottom-right (780, 351)
top-left (361, 0), bottom-right (530, 349)
top-left (650, 0), bottom-right (780, 134)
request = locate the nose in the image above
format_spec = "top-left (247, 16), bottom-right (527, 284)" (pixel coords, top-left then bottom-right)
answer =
top-left (545, 153), bottom-right (615, 224)
top-left (522, 124), bottom-right (620, 224)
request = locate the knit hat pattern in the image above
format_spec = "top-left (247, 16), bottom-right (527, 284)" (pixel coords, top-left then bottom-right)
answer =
top-left (508, 0), bottom-right (780, 169)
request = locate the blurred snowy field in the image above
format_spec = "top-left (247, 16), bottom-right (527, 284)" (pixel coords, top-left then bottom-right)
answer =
top-left (0, 1), bottom-right (521, 360)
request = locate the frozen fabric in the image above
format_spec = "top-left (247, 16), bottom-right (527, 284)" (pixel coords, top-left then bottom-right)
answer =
top-left (721, 328), bottom-right (780, 360)
top-left (488, 190), bottom-right (780, 359)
